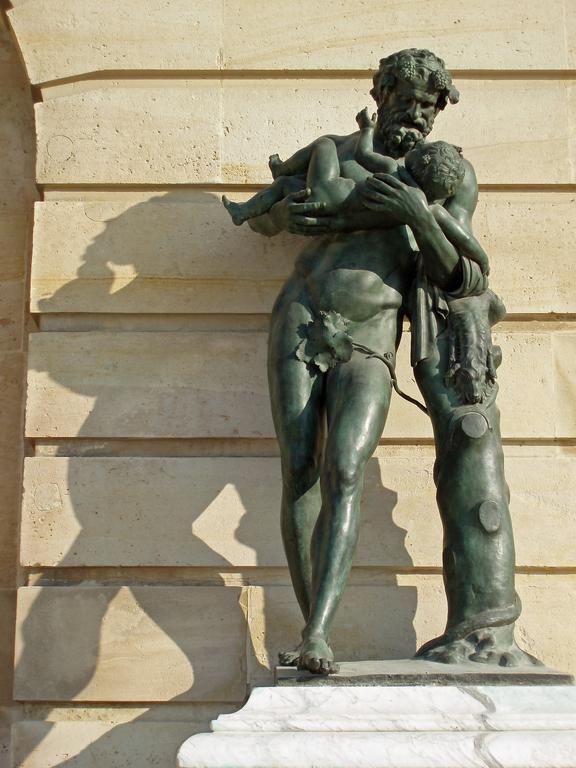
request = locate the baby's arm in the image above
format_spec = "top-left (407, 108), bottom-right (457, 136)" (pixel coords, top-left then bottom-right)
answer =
top-left (430, 204), bottom-right (490, 275)
top-left (355, 107), bottom-right (398, 175)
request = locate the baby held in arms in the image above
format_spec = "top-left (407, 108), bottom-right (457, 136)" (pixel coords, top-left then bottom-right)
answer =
top-left (222, 107), bottom-right (489, 275)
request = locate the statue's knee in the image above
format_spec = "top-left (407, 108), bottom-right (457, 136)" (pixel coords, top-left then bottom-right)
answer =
top-left (324, 461), bottom-right (362, 495)
top-left (315, 136), bottom-right (335, 151)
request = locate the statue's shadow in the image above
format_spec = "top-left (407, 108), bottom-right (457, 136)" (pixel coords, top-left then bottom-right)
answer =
top-left (18, 192), bottom-right (418, 766)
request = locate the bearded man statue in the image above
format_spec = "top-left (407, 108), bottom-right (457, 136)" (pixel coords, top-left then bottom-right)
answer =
top-left (241, 48), bottom-right (539, 674)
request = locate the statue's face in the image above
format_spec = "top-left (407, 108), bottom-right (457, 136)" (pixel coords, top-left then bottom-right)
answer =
top-left (376, 80), bottom-right (440, 156)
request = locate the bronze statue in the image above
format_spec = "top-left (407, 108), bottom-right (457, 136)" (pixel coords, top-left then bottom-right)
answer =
top-left (223, 48), bottom-right (539, 675)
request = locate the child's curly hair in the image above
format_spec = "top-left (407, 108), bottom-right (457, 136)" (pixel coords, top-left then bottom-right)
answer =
top-left (405, 141), bottom-right (465, 200)
top-left (370, 49), bottom-right (460, 111)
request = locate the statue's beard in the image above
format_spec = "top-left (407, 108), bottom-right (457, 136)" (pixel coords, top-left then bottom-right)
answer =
top-left (376, 107), bottom-right (433, 157)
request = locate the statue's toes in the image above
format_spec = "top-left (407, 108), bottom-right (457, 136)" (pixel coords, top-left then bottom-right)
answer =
top-left (297, 653), bottom-right (339, 675)
top-left (319, 658), bottom-right (337, 675)
top-left (278, 649), bottom-right (299, 666)
top-left (307, 655), bottom-right (322, 674)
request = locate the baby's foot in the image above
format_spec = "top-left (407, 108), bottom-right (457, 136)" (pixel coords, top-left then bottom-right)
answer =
top-left (268, 153), bottom-right (284, 179)
top-left (356, 107), bottom-right (376, 130)
top-left (222, 195), bottom-right (246, 226)
top-left (297, 636), bottom-right (339, 675)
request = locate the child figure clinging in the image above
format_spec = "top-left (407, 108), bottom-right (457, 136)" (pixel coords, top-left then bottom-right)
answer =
top-left (222, 108), bottom-right (489, 275)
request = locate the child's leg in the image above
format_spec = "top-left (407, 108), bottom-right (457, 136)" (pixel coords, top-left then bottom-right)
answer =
top-left (306, 137), bottom-right (341, 187)
top-left (223, 176), bottom-right (304, 226)
top-left (269, 140), bottom-right (321, 179)
top-left (305, 137), bottom-right (356, 208)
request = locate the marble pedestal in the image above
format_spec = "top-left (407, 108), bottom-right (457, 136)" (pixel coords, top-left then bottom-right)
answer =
top-left (177, 661), bottom-right (576, 768)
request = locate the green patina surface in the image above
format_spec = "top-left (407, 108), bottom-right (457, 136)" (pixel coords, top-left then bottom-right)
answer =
top-left (224, 49), bottom-right (540, 675)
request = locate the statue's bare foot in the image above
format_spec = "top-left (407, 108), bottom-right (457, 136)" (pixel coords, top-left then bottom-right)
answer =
top-left (222, 195), bottom-right (246, 226)
top-left (416, 627), bottom-right (542, 668)
top-left (268, 153), bottom-right (284, 179)
top-left (297, 636), bottom-right (339, 675)
top-left (355, 106), bottom-right (376, 130)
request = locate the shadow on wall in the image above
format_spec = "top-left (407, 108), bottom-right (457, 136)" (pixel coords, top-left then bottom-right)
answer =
top-left (17, 192), bottom-right (417, 766)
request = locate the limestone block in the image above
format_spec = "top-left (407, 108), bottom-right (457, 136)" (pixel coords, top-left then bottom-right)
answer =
top-left (569, 15), bottom-right (576, 70)
top-left (35, 80), bottom-right (575, 185)
top-left (223, 0), bottom-right (571, 71)
top-left (0, 18), bottom-right (37, 209)
top-left (0, 213), bottom-right (31, 281)
top-left (246, 575), bottom-right (576, 685)
top-left (475, 192), bottom-right (576, 316)
top-left (0, 353), bottom-right (24, 590)
top-left (36, 84), bottom-right (220, 185)
top-left (220, 79), bottom-right (575, 186)
top-left (30, 196), bottom-right (300, 315)
top-left (26, 331), bottom-right (271, 439)
top-left (0, 710), bottom-right (9, 768)
top-left (8, 0), bottom-right (572, 82)
top-left (0, 591), bottom-right (15, 707)
top-left (20, 453), bottom-right (576, 569)
top-left (0, 281), bottom-right (24, 351)
top-left (11, 721), bottom-right (210, 768)
top-left (14, 586), bottom-right (247, 701)
top-left (0, 466), bottom-right (20, 589)
top-left (517, 575), bottom-right (576, 675)
top-left (30, 192), bottom-right (576, 316)
top-left (552, 333), bottom-right (576, 438)
top-left (9, 0), bottom-right (222, 84)
top-left (0, 352), bottom-right (25, 458)
top-left (25, 330), bottom-right (571, 439)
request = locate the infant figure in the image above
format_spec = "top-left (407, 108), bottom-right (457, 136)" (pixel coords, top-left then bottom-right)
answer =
top-left (222, 108), bottom-right (489, 275)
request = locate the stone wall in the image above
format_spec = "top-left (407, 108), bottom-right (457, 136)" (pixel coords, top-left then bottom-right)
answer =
top-left (3, 1), bottom-right (576, 765)
top-left (0, 7), bottom-right (36, 766)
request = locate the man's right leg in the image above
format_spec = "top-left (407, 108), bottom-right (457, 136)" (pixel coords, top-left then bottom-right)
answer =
top-left (297, 354), bottom-right (392, 674)
top-left (268, 289), bottom-right (325, 661)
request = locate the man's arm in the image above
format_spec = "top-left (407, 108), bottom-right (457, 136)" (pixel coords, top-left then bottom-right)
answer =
top-left (247, 188), bottom-right (331, 237)
top-left (247, 184), bottom-right (400, 237)
top-left (359, 159), bottom-right (481, 291)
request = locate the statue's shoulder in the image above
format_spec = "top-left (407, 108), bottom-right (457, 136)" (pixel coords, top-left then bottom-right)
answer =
top-left (447, 157), bottom-right (479, 221)
top-left (461, 157), bottom-right (478, 191)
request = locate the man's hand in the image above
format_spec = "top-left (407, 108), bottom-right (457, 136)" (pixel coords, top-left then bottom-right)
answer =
top-left (270, 188), bottom-right (348, 236)
top-left (360, 173), bottom-right (429, 225)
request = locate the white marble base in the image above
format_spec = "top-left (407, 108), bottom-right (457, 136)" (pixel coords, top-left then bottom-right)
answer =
top-left (178, 682), bottom-right (576, 767)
